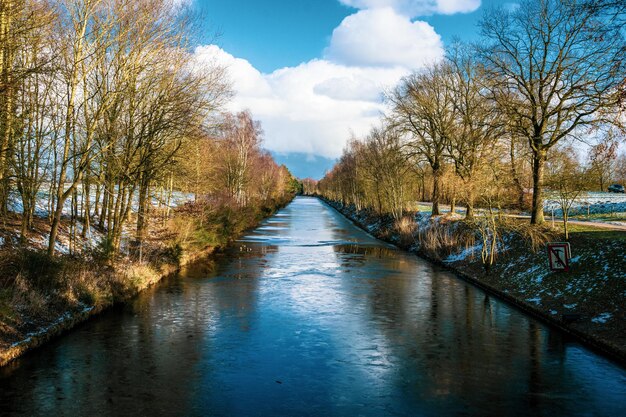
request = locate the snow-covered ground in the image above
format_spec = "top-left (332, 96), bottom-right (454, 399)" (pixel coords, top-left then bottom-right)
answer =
top-left (2, 185), bottom-right (194, 252)
top-left (7, 186), bottom-right (194, 218)
top-left (544, 192), bottom-right (626, 216)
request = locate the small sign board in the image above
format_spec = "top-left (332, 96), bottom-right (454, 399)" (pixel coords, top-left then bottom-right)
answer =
top-left (547, 242), bottom-right (571, 272)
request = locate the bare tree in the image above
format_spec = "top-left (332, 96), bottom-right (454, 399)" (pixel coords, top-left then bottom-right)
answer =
top-left (479, 0), bottom-right (626, 224)
top-left (447, 43), bottom-right (505, 218)
top-left (46, 0), bottom-right (121, 255)
top-left (358, 125), bottom-right (413, 219)
top-left (389, 63), bottom-right (456, 216)
top-left (217, 111), bottom-right (262, 206)
top-left (546, 145), bottom-right (586, 239)
top-left (11, 3), bottom-right (56, 240)
top-left (587, 132), bottom-right (619, 191)
top-left (0, 0), bottom-right (53, 215)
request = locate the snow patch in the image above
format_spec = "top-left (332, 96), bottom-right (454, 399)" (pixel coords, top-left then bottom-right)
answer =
top-left (9, 306), bottom-right (95, 349)
top-left (544, 192), bottom-right (626, 216)
top-left (591, 313), bottom-right (612, 324)
top-left (444, 244), bottom-right (480, 263)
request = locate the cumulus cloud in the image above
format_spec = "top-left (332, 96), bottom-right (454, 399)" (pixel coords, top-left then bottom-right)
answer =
top-left (338, 0), bottom-right (481, 16)
top-left (192, 0), bottom-right (476, 159)
top-left (324, 8), bottom-right (443, 68)
top-left (313, 77), bottom-right (383, 102)
top-left (194, 45), bottom-right (272, 98)
top-left (198, 46), bottom-right (414, 158)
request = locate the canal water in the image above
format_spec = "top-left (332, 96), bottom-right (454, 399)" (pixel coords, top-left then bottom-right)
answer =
top-left (0, 197), bottom-right (624, 416)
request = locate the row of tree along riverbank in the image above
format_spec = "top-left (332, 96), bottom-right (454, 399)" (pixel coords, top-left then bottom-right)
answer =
top-left (318, 196), bottom-right (625, 366)
top-left (0, 0), bottom-right (306, 366)
top-left (0, 189), bottom-right (300, 367)
top-left (307, 0), bottom-right (626, 234)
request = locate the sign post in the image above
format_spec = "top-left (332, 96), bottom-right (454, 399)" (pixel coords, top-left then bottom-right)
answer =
top-left (547, 242), bottom-right (571, 272)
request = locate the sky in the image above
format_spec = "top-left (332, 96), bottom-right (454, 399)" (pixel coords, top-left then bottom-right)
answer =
top-left (189, 0), bottom-right (513, 179)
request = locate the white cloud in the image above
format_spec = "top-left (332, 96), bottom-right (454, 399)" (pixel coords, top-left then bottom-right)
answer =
top-left (194, 3), bottom-right (453, 159)
top-left (324, 8), bottom-right (443, 68)
top-left (194, 45), bottom-right (272, 98)
top-left (313, 77), bottom-right (383, 102)
top-left (338, 0), bottom-right (481, 16)
top-left (199, 47), bottom-right (410, 158)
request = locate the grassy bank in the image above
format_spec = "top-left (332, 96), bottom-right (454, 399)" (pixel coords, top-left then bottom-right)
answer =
top-left (320, 197), bottom-right (626, 365)
top-left (0, 195), bottom-right (295, 366)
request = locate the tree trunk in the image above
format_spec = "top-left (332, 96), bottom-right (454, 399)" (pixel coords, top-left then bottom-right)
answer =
top-left (20, 200), bottom-right (29, 244)
top-left (164, 173), bottom-right (173, 222)
top-left (136, 174), bottom-right (149, 246)
top-left (82, 174), bottom-right (90, 238)
top-left (431, 165), bottom-right (441, 216)
top-left (48, 203), bottom-right (64, 256)
top-left (465, 184), bottom-right (474, 219)
top-left (599, 175), bottom-right (604, 192)
top-left (0, 1), bottom-right (14, 216)
top-left (93, 181), bottom-right (100, 222)
top-left (111, 182), bottom-right (124, 250)
top-left (105, 179), bottom-right (114, 230)
top-left (509, 139), bottom-right (525, 210)
top-left (530, 150), bottom-right (546, 225)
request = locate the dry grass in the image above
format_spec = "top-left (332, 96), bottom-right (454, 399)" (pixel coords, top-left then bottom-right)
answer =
top-left (393, 216), bottom-right (418, 247)
top-left (417, 219), bottom-right (474, 260)
top-left (117, 263), bottom-right (161, 295)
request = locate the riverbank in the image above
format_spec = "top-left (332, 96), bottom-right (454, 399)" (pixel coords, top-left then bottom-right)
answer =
top-left (319, 197), bottom-right (626, 365)
top-left (0, 196), bottom-right (295, 367)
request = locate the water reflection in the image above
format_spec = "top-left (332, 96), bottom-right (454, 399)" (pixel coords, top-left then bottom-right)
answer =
top-left (0, 197), bottom-right (624, 416)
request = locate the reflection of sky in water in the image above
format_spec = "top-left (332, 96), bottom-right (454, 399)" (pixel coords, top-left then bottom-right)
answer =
top-left (0, 197), bottom-right (624, 416)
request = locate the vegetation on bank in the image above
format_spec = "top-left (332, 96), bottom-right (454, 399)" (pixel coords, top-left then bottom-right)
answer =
top-left (0, 0), bottom-right (304, 358)
top-left (323, 197), bottom-right (626, 360)
top-left (309, 1), bottom-right (626, 358)
top-left (0, 190), bottom-right (298, 355)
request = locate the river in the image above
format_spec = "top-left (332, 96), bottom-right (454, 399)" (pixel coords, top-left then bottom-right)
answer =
top-left (1, 196), bottom-right (624, 416)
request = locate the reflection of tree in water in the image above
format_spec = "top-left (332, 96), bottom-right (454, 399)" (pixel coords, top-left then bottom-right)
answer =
top-left (341, 249), bottom-right (590, 414)
top-left (194, 242), bottom-right (277, 333)
top-left (0, 240), bottom-right (281, 415)
top-left (333, 245), bottom-right (398, 270)
top-left (0, 278), bottom-right (210, 415)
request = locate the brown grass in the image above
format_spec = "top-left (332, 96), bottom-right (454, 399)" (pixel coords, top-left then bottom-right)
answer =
top-left (394, 216), bottom-right (418, 247)
top-left (417, 219), bottom-right (474, 260)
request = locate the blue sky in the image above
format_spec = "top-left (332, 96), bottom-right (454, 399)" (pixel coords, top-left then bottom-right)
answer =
top-left (197, 0), bottom-right (354, 73)
top-left (191, 0), bottom-right (511, 179)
